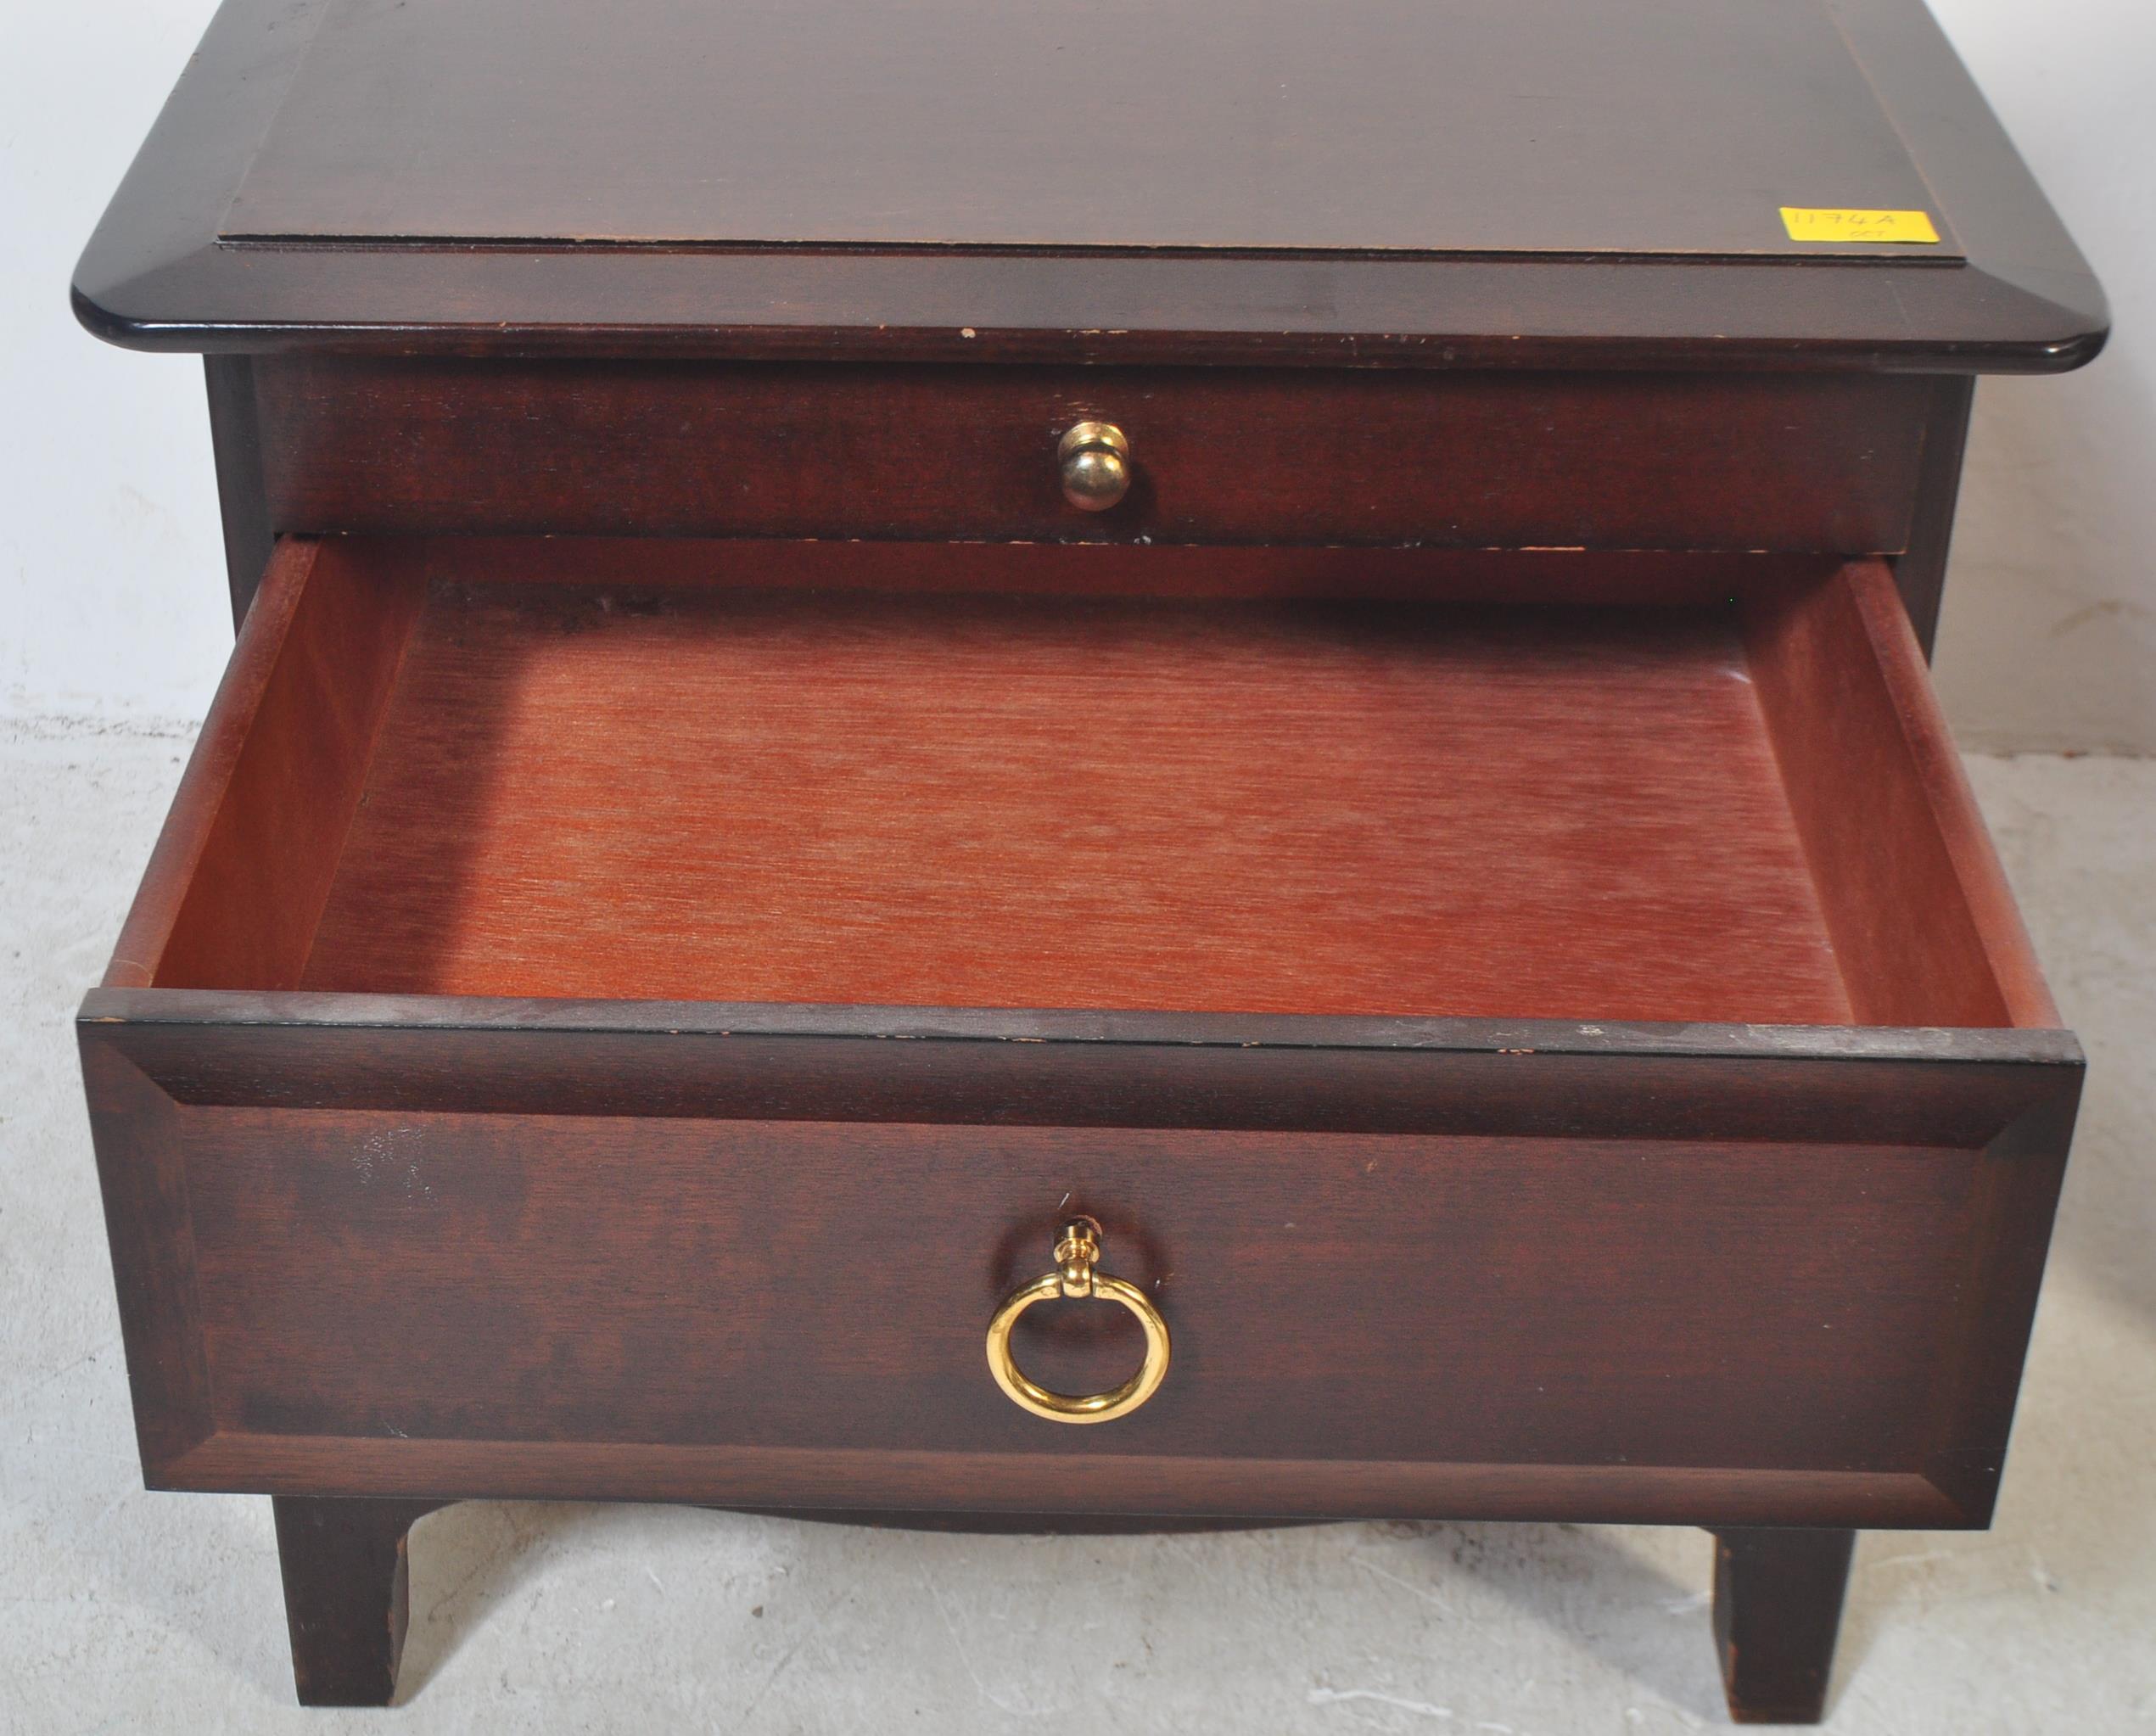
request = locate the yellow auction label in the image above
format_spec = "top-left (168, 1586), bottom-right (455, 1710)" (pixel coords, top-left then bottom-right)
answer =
top-left (1780, 207), bottom-right (1940, 244)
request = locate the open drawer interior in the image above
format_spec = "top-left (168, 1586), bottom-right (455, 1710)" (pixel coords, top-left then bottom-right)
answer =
top-left (111, 538), bottom-right (2057, 1032)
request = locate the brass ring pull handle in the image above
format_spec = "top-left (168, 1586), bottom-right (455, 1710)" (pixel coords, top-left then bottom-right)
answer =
top-left (1058, 420), bottom-right (1132, 512)
top-left (986, 1217), bottom-right (1170, 1424)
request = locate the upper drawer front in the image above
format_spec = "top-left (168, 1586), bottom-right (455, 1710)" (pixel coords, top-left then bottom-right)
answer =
top-left (249, 357), bottom-right (1929, 552)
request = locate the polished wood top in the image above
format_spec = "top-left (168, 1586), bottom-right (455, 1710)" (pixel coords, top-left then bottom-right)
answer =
top-left (75, 0), bottom-right (2103, 367)
top-left (223, 0), bottom-right (1950, 260)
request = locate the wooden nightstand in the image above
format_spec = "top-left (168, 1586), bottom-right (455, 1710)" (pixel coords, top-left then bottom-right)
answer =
top-left (74, 0), bottom-right (2104, 1720)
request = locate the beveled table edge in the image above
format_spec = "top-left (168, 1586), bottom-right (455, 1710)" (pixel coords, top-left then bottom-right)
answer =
top-left (68, 0), bottom-right (2107, 370)
top-left (79, 985), bottom-right (2084, 1067)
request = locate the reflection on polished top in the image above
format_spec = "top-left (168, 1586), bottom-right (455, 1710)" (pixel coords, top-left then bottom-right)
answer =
top-left (73, 0), bottom-right (2105, 367)
top-left (221, 0), bottom-right (1953, 258)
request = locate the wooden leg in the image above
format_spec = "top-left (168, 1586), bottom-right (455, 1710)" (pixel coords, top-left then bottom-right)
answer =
top-left (272, 1497), bottom-right (445, 1706)
top-left (1711, 1527), bottom-right (1856, 1725)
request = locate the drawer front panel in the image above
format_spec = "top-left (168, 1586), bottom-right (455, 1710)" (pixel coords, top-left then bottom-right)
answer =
top-left (84, 1011), bottom-right (2075, 1527)
top-left (193, 1115), bottom-right (1962, 1462)
top-left (249, 356), bottom-right (1929, 552)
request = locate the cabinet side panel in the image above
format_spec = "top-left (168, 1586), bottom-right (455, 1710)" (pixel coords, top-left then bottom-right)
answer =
top-left (1890, 372), bottom-right (1974, 655)
top-left (205, 355), bottom-right (274, 626)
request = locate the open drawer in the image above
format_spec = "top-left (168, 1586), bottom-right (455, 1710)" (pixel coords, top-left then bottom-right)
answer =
top-left (81, 537), bottom-right (2080, 1527)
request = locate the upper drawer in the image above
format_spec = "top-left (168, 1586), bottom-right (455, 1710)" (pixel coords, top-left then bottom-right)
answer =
top-left (246, 357), bottom-right (1932, 552)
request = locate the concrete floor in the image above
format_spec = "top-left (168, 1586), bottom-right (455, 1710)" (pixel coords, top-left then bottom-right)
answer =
top-left (3, 723), bottom-right (2151, 1734)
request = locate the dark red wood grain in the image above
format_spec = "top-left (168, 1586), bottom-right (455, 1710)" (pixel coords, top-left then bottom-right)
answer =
top-left (109, 538), bottom-right (2051, 1037)
top-left (244, 357), bottom-right (1930, 554)
top-left (273, 1498), bottom-right (443, 1707)
top-left (178, 1120), bottom-right (1990, 1476)
top-left (70, 2), bottom-right (2106, 368)
top-left (204, 356), bottom-right (274, 626)
top-left (70, 0), bottom-right (2103, 1711)
top-left (1712, 1528), bottom-right (1856, 1723)
top-left (120, 540), bottom-right (424, 994)
top-left (81, 999), bottom-right (2073, 1528)
top-left (76, 539), bottom-right (2078, 1539)
top-left (221, 0), bottom-right (1947, 260)
top-left (298, 582), bottom-right (1847, 1022)
top-left (1746, 557), bottom-right (2058, 1029)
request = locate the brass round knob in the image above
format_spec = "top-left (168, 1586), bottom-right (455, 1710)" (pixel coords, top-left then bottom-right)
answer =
top-left (986, 1217), bottom-right (1170, 1424)
top-left (1058, 421), bottom-right (1132, 512)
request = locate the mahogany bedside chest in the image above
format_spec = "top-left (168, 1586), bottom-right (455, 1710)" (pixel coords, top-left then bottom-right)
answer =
top-left (73, 0), bottom-right (2106, 1721)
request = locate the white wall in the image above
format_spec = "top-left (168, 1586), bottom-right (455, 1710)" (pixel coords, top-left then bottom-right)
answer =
top-left (1927, 0), bottom-right (2156, 753)
top-left (3, 0), bottom-right (2152, 748)
top-left (3, 0), bottom-right (231, 724)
